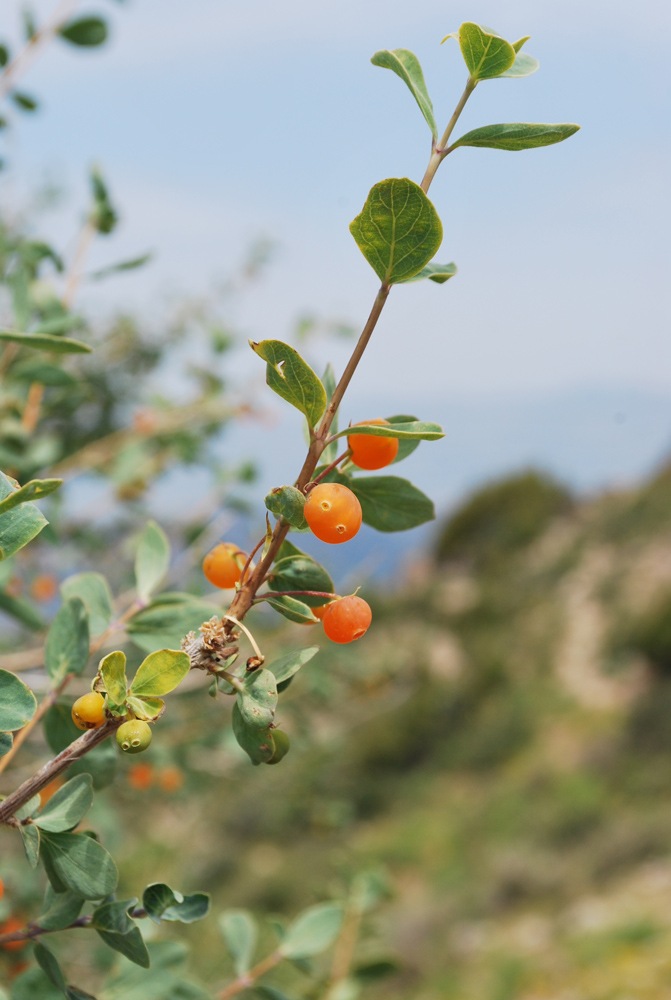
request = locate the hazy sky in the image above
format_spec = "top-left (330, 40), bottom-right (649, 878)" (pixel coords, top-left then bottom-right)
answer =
top-left (2, 0), bottom-right (670, 505)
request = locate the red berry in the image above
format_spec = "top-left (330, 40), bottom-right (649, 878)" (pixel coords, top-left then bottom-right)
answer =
top-left (348, 418), bottom-right (398, 471)
top-left (203, 542), bottom-right (248, 589)
top-left (303, 483), bottom-right (362, 544)
top-left (322, 595), bottom-right (372, 643)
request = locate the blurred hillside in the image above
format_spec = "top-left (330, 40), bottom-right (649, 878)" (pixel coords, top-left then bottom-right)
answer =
top-left (6, 464), bottom-right (671, 998)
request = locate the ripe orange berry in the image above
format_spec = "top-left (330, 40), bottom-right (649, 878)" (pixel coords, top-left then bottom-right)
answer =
top-left (303, 484), bottom-right (362, 544)
top-left (30, 574), bottom-right (58, 602)
top-left (0, 916), bottom-right (28, 951)
top-left (322, 595), bottom-right (372, 644)
top-left (203, 542), bottom-right (248, 589)
top-left (39, 776), bottom-right (64, 808)
top-left (158, 766), bottom-right (184, 793)
top-left (71, 692), bottom-right (106, 731)
top-left (127, 762), bottom-right (154, 791)
top-left (348, 418), bottom-right (398, 471)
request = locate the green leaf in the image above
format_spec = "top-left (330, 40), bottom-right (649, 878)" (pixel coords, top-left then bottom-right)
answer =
top-left (450, 122), bottom-right (580, 152)
top-left (10, 360), bottom-right (77, 387)
top-left (135, 520), bottom-right (170, 603)
top-left (267, 647), bottom-right (319, 684)
top-left (11, 91), bottom-right (38, 112)
top-left (91, 898), bottom-right (150, 968)
top-left (0, 471), bottom-right (48, 560)
top-left (99, 650), bottom-right (127, 708)
top-left (281, 903), bottom-right (345, 959)
top-left (265, 486), bottom-right (307, 529)
top-left (61, 573), bottom-right (113, 637)
top-left (348, 474), bottom-right (435, 532)
top-left (0, 731), bottom-right (12, 756)
top-left (90, 252), bottom-right (153, 280)
top-left (330, 420), bottom-right (443, 443)
top-left (126, 599), bottom-right (219, 654)
top-left (142, 883), bottom-right (210, 925)
top-left (0, 668), bottom-right (37, 730)
top-left (237, 669), bottom-right (278, 729)
top-left (219, 910), bottom-right (257, 977)
top-left (39, 830), bottom-right (118, 899)
top-left (265, 595), bottom-right (318, 624)
top-left (350, 178), bottom-right (442, 285)
top-left (268, 555), bottom-right (333, 608)
top-left (370, 49), bottom-right (437, 138)
top-left (0, 590), bottom-right (45, 630)
top-left (0, 477), bottom-right (62, 514)
top-left (39, 885), bottom-right (85, 931)
top-left (255, 987), bottom-right (297, 1000)
top-left (0, 330), bottom-right (91, 353)
top-left (232, 703), bottom-right (275, 765)
top-left (129, 649), bottom-right (190, 697)
top-left (45, 598), bottom-right (90, 682)
top-left (125, 694), bottom-right (164, 721)
top-left (250, 339), bottom-right (326, 428)
top-left (59, 16), bottom-right (108, 47)
top-left (0, 44), bottom-right (10, 68)
top-left (16, 793), bottom-right (41, 821)
top-left (19, 823), bottom-right (40, 868)
top-left (501, 50), bottom-right (539, 78)
top-left (34, 942), bottom-right (67, 993)
top-left (385, 413), bottom-right (420, 465)
top-left (44, 702), bottom-right (80, 753)
top-left (401, 261), bottom-right (457, 284)
top-left (457, 22), bottom-right (516, 81)
top-left (34, 775), bottom-right (93, 833)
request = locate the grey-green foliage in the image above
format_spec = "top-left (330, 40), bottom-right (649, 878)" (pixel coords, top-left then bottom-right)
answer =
top-left (0, 666), bottom-right (37, 730)
top-left (350, 178), bottom-right (443, 284)
top-left (219, 909), bottom-right (258, 976)
top-left (265, 486), bottom-right (307, 529)
top-left (0, 469), bottom-right (48, 560)
top-left (33, 775), bottom-right (93, 833)
top-left (142, 883), bottom-right (210, 924)
top-left (135, 519), bottom-right (170, 603)
top-left (371, 48), bottom-right (437, 138)
top-left (250, 339), bottom-right (326, 428)
top-left (44, 597), bottom-right (89, 681)
top-left (451, 122), bottom-right (580, 152)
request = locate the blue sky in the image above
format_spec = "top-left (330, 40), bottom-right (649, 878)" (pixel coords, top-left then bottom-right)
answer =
top-left (2, 0), bottom-right (670, 511)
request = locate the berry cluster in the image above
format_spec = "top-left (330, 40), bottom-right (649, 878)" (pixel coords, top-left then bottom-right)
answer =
top-left (202, 420), bottom-right (398, 643)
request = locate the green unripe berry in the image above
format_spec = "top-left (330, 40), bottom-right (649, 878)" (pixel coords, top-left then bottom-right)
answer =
top-left (116, 720), bottom-right (152, 754)
top-left (266, 729), bottom-right (290, 765)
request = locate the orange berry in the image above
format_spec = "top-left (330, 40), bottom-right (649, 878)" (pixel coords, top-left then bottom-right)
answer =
top-left (0, 916), bottom-right (28, 951)
top-left (71, 692), bottom-right (106, 731)
top-left (158, 766), bottom-right (184, 793)
top-left (303, 484), bottom-right (362, 544)
top-left (322, 595), bottom-right (372, 644)
top-left (203, 542), bottom-right (248, 589)
top-left (30, 574), bottom-right (58, 602)
top-left (348, 418), bottom-right (398, 471)
top-left (39, 776), bottom-right (64, 808)
top-left (127, 762), bottom-right (154, 791)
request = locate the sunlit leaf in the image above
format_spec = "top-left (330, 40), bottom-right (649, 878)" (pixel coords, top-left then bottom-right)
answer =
top-left (250, 339), bottom-right (326, 428)
top-left (0, 667), bottom-right (37, 730)
top-left (451, 122), bottom-right (580, 151)
top-left (371, 49), bottom-right (437, 138)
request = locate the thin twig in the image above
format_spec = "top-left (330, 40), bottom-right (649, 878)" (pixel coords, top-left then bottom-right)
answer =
top-left (217, 950), bottom-right (284, 1000)
top-left (304, 449), bottom-right (351, 492)
top-left (0, 907), bottom-right (147, 947)
top-left (0, 0), bottom-right (81, 102)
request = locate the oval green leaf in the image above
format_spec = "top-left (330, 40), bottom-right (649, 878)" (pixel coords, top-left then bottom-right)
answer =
top-left (265, 486), bottom-right (307, 529)
top-left (129, 648), bottom-right (190, 697)
top-left (349, 178), bottom-right (443, 285)
top-left (268, 556), bottom-right (333, 608)
top-left (58, 16), bottom-right (108, 47)
top-left (267, 646), bottom-right (319, 685)
top-left (265, 595), bottom-right (318, 624)
top-left (280, 903), bottom-right (345, 959)
top-left (99, 649), bottom-right (127, 707)
top-left (332, 419), bottom-right (443, 443)
top-left (0, 477), bottom-right (62, 515)
top-left (501, 50), bottom-right (539, 78)
top-left (34, 774), bottom-right (93, 833)
top-left (219, 909), bottom-right (258, 976)
top-left (135, 520), bottom-right (170, 603)
top-left (450, 122), bottom-right (580, 152)
top-left (0, 330), bottom-right (92, 353)
top-left (237, 669), bottom-right (278, 729)
top-left (39, 830), bottom-right (118, 899)
top-left (250, 339), bottom-right (326, 428)
top-left (61, 572), bottom-right (113, 637)
top-left (370, 49), bottom-right (437, 138)
top-left (143, 883), bottom-right (210, 925)
top-left (458, 22), bottom-right (516, 81)
top-left (91, 898), bottom-right (150, 968)
top-left (232, 703), bottom-right (275, 765)
top-left (0, 667), bottom-right (37, 730)
top-left (45, 597), bottom-right (90, 682)
top-left (348, 474), bottom-right (435, 532)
